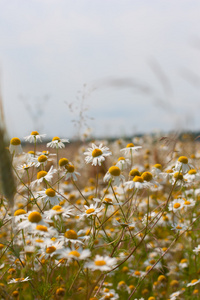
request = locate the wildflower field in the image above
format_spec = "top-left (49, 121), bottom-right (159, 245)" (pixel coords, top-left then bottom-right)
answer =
top-left (1, 131), bottom-right (200, 300)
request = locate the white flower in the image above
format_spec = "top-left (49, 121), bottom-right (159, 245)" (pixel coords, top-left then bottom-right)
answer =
top-left (124, 176), bottom-right (150, 190)
top-left (115, 157), bottom-right (131, 170)
top-left (187, 279), bottom-right (200, 287)
top-left (104, 166), bottom-right (125, 186)
top-left (24, 131), bottom-right (46, 143)
top-left (37, 188), bottom-right (60, 206)
top-left (43, 204), bottom-right (74, 220)
top-left (174, 156), bottom-right (193, 174)
top-left (17, 211), bottom-right (48, 231)
top-left (184, 169), bottom-right (200, 182)
top-left (120, 143), bottom-right (142, 156)
top-left (31, 166), bottom-right (57, 187)
top-left (84, 143), bottom-right (112, 166)
top-left (9, 137), bottom-right (23, 155)
top-left (193, 245), bottom-right (200, 254)
top-left (8, 277), bottom-right (31, 284)
top-left (65, 164), bottom-right (80, 181)
top-left (168, 198), bottom-right (185, 213)
top-left (79, 202), bottom-right (104, 219)
top-left (17, 162), bottom-right (35, 171)
top-left (58, 247), bottom-right (91, 261)
top-left (47, 136), bottom-right (69, 148)
top-left (85, 255), bottom-right (117, 271)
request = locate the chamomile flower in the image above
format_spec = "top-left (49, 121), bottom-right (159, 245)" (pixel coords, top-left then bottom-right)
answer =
top-left (79, 202), bottom-right (104, 219)
top-left (31, 166), bottom-right (57, 187)
top-left (24, 131), bottom-right (46, 143)
top-left (8, 277), bottom-right (31, 284)
top-left (104, 166), bottom-right (125, 186)
top-left (124, 176), bottom-right (150, 190)
top-left (17, 211), bottom-right (48, 231)
top-left (193, 245), bottom-right (200, 254)
top-left (59, 229), bottom-right (84, 245)
top-left (47, 136), bottom-right (69, 148)
top-left (187, 279), bottom-right (200, 287)
top-left (38, 240), bottom-right (64, 259)
top-left (58, 247), bottom-right (91, 261)
top-left (168, 198), bottom-right (185, 213)
top-left (30, 154), bottom-right (48, 168)
top-left (43, 205), bottom-right (74, 220)
top-left (120, 143), bottom-right (142, 156)
top-left (65, 164), bottom-right (80, 181)
top-left (9, 137), bottom-right (23, 155)
top-left (85, 255), bottom-right (117, 271)
top-left (174, 156), bottom-right (193, 174)
top-left (115, 157), bottom-right (131, 170)
top-left (37, 188), bottom-right (60, 206)
top-left (84, 143), bottom-right (112, 166)
top-left (17, 162), bottom-right (35, 172)
top-left (184, 169), bottom-right (200, 182)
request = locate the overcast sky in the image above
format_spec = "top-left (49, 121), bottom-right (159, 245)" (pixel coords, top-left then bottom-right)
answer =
top-left (0, 0), bottom-right (200, 140)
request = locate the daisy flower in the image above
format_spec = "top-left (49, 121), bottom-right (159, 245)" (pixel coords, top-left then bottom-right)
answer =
top-left (58, 246), bottom-right (91, 261)
top-left (184, 169), bottom-right (200, 182)
top-left (85, 255), bottom-right (117, 271)
top-left (30, 154), bottom-right (48, 168)
top-left (182, 198), bottom-right (195, 210)
top-left (37, 188), bottom-right (60, 206)
top-left (120, 143), bottom-right (142, 156)
top-left (24, 131), bottom-right (46, 143)
top-left (44, 204), bottom-right (74, 220)
top-left (17, 162), bottom-right (35, 172)
top-left (38, 241), bottom-right (64, 259)
top-left (168, 198), bottom-right (185, 213)
top-left (8, 277), bottom-right (31, 284)
top-left (17, 211), bottom-right (48, 231)
top-left (124, 176), bottom-right (150, 190)
top-left (174, 156), bottom-right (193, 174)
top-left (187, 279), bottom-right (200, 287)
top-left (59, 229), bottom-right (84, 245)
top-left (193, 245), bottom-right (200, 254)
top-left (79, 202), bottom-right (104, 219)
top-left (115, 157), bottom-right (131, 170)
top-left (47, 136), bottom-right (69, 149)
top-left (31, 166), bottom-right (57, 187)
top-left (9, 137), bottom-right (23, 155)
top-left (84, 143), bottom-right (112, 166)
top-left (65, 164), bottom-right (80, 181)
top-left (104, 166), bottom-right (125, 186)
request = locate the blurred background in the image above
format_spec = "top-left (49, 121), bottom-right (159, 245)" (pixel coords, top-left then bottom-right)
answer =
top-left (0, 0), bottom-right (200, 140)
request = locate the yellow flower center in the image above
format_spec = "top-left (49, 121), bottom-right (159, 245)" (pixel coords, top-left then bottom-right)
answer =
top-left (126, 143), bottom-right (134, 148)
top-left (95, 260), bottom-right (106, 266)
top-left (10, 137), bottom-right (21, 145)
top-left (184, 201), bottom-right (191, 205)
top-left (180, 258), bottom-right (187, 264)
top-left (52, 136), bottom-right (60, 141)
top-left (35, 239), bottom-right (44, 243)
top-left (129, 169), bottom-right (140, 177)
top-left (149, 259), bottom-right (156, 264)
top-left (191, 279), bottom-right (198, 284)
top-left (166, 169), bottom-right (173, 173)
top-left (178, 156), bottom-right (188, 164)
top-left (68, 250), bottom-right (80, 257)
top-left (46, 246), bottom-right (56, 254)
top-left (118, 157), bottom-right (125, 161)
top-left (31, 131), bottom-right (39, 135)
top-left (59, 158), bottom-right (69, 167)
top-left (173, 172), bottom-right (183, 180)
top-left (37, 171), bottom-right (47, 179)
top-left (133, 176), bottom-right (144, 183)
top-left (176, 225), bottom-right (182, 229)
top-left (109, 166), bottom-right (121, 176)
top-left (188, 169), bottom-right (197, 175)
top-left (134, 270), bottom-right (141, 276)
top-left (104, 198), bottom-right (112, 204)
top-left (38, 155), bottom-right (47, 163)
top-left (64, 230), bottom-right (78, 239)
top-left (154, 164), bottom-right (162, 169)
top-left (36, 225), bottom-right (48, 232)
top-left (141, 172), bottom-right (153, 182)
top-left (52, 205), bottom-right (62, 212)
top-left (45, 188), bottom-right (56, 197)
top-left (66, 164), bottom-right (75, 173)
top-left (14, 209), bottom-right (26, 216)
top-left (86, 208), bottom-right (95, 214)
top-left (173, 203), bottom-right (181, 209)
top-left (28, 150), bottom-right (35, 155)
top-left (28, 211), bottom-right (42, 223)
top-left (92, 148), bottom-right (103, 157)
top-left (158, 275), bottom-right (166, 282)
